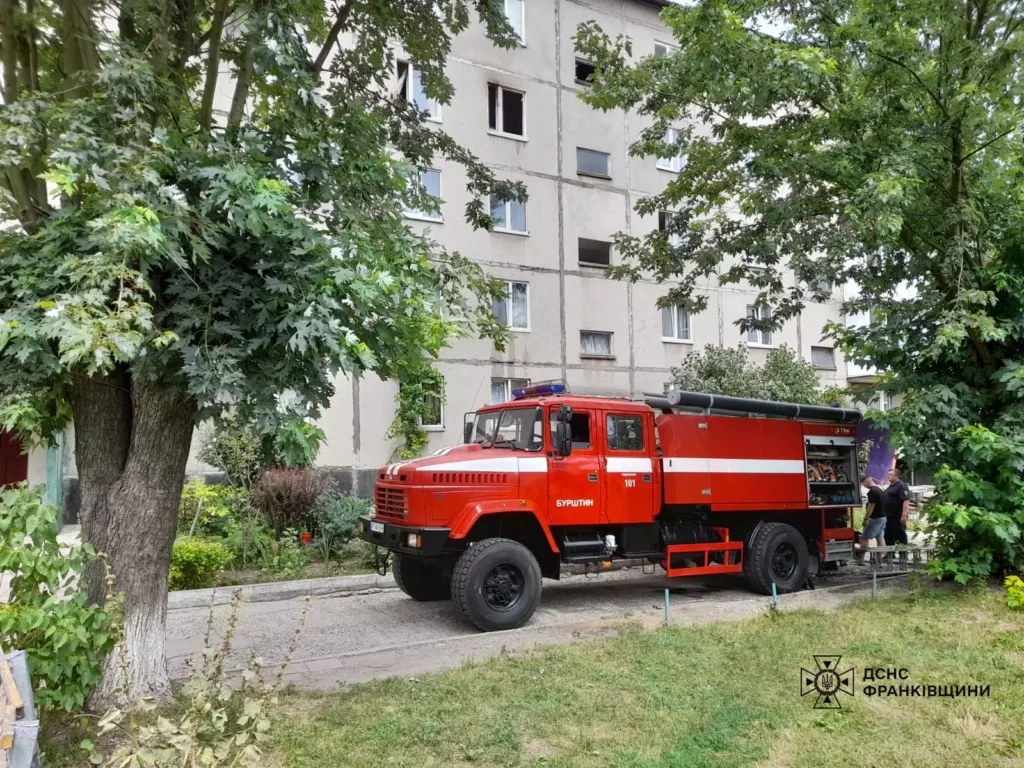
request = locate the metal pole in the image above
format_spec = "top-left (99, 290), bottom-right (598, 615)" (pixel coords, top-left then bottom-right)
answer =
top-left (664, 588), bottom-right (670, 625)
top-left (872, 570), bottom-right (877, 598)
top-left (771, 582), bottom-right (778, 607)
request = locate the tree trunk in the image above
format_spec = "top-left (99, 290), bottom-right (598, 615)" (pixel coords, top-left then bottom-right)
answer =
top-left (70, 371), bottom-right (133, 605)
top-left (73, 375), bottom-right (196, 707)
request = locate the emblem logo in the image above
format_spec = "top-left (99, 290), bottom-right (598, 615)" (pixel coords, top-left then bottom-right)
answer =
top-left (800, 655), bottom-right (855, 709)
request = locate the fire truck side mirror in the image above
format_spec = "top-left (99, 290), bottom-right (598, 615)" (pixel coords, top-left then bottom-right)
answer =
top-left (554, 405), bottom-right (573, 457)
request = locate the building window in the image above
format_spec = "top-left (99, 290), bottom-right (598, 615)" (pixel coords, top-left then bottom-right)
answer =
top-left (576, 147), bottom-right (610, 178)
top-left (503, 0), bottom-right (524, 42)
top-left (580, 330), bottom-right (613, 358)
top-left (746, 305), bottom-right (773, 347)
top-left (488, 84), bottom-right (526, 138)
top-left (578, 238), bottom-right (611, 267)
top-left (397, 60), bottom-right (441, 122)
top-left (811, 346), bottom-right (836, 369)
top-left (574, 59), bottom-right (596, 84)
top-left (403, 380), bottom-right (444, 430)
top-left (654, 41), bottom-right (677, 57)
top-left (658, 211), bottom-right (683, 247)
top-left (404, 169), bottom-right (442, 222)
top-left (493, 281), bottom-right (530, 331)
top-left (661, 305), bottom-right (691, 342)
top-left (490, 195), bottom-right (527, 233)
top-left (491, 377), bottom-right (530, 404)
top-left (656, 127), bottom-right (684, 172)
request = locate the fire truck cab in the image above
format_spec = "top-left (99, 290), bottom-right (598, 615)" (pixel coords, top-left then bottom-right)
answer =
top-left (357, 383), bottom-right (860, 631)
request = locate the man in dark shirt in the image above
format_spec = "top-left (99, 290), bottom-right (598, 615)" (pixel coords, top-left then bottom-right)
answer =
top-left (883, 468), bottom-right (911, 546)
top-left (859, 475), bottom-right (887, 560)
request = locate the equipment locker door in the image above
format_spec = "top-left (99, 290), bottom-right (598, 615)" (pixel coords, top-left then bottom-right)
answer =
top-left (657, 413), bottom-right (711, 504)
top-left (603, 412), bottom-right (654, 523)
top-left (547, 408), bottom-right (602, 525)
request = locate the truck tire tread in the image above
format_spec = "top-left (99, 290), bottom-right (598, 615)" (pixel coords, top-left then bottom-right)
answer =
top-left (451, 537), bottom-right (542, 631)
top-left (744, 521), bottom-right (808, 595)
top-left (392, 552), bottom-right (450, 601)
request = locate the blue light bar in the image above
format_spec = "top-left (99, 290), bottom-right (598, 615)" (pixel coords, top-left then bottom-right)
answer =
top-left (512, 381), bottom-right (568, 399)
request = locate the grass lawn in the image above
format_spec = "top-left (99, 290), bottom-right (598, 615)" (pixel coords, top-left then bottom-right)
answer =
top-left (271, 587), bottom-right (1024, 768)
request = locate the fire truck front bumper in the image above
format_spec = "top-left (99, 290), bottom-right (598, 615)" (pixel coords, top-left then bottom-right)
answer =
top-left (356, 516), bottom-right (452, 557)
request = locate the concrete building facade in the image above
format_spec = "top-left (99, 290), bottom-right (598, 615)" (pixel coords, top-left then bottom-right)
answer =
top-left (309, 0), bottom-right (850, 494)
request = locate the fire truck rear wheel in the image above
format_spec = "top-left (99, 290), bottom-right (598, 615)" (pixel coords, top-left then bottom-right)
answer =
top-left (744, 522), bottom-right (809, 594)
top-left (392, 552), bottom-right (451, 602)
top-left (451, 538), bottom-right (542, 631)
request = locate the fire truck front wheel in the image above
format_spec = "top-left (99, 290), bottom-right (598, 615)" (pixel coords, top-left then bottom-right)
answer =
top-left (392, 552), bottom-right (451, 601)
top-left (744, 522), bottom-right (809, 594)
top-left (451, 538), bottom-right (542, 631)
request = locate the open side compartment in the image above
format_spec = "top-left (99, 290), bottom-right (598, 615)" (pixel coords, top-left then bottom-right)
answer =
top-left (805, 433), bottom-right (858, 508)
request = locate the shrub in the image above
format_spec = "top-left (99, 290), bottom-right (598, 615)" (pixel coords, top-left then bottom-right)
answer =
top-left (273, 419), bottom-right (326, 468)
top-left (197, 419), bottom-right (265, 487)
top-left (253, 529), bottom-right (310, 575)
top-left (0, 485), bottom-right (119, 711)
top-left (1006, 576), bottom-right (1024, 611)
top-left (169, 537), bottom-right (233, 590)
top-left (250, 468), bottom-right (328, 534)
top-left (926, 425), bottom-right (1024, 584)
top-left (314, 494), bottom-right (373, 555)
top-left (219, 514), bottom-right (274, 570)
top-left (178, 478), bottom-right (245, 537)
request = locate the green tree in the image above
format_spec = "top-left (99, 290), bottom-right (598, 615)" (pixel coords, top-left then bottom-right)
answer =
top-left (576, 0), bottom-right (1024, 578)
top-left (0, 0), bottom-right (522, 704)
top-left (673, 344), bottom-right (831, 404)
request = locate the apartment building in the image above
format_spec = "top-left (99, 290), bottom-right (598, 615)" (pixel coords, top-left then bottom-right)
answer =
top-left (307, 0), bottom-right (850, 494)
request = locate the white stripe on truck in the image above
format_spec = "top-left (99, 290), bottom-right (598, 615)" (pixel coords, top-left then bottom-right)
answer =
top-left (663, 458), bottom-right (805, 474)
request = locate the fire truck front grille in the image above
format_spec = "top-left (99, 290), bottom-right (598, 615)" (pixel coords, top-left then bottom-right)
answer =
top-left (375, 486), bottom-right (407, 518)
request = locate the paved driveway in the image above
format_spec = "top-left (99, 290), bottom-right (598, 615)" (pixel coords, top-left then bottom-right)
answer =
top-left (165, 567), bottom-right (896, 688)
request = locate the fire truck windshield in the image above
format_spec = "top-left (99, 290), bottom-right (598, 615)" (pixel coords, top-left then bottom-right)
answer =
top-left (466, 407), bottom-right (543, 452)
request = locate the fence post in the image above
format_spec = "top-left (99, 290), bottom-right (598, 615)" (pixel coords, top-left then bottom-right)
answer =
top-left (664, 588), bottom-right (670, 625)
top-left (771, 582), bottom-right (778, 607)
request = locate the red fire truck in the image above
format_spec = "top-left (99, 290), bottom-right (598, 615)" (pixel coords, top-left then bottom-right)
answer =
top-left (357, 383), bottom-right (860, 631)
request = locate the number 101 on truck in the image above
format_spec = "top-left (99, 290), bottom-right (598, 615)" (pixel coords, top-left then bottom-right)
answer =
top-left (356, 382), bottom-right (861, 631)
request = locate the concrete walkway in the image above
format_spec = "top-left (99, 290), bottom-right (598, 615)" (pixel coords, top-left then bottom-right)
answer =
top-left (165, 566), bottom-right (908, 689)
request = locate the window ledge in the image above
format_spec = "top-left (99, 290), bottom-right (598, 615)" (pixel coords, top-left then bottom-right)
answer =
top-left (492, 227), bottom-right (530, 237)
top-left (580, 353), bottom-right (616, 360)
top-left (578, 261), bottom-right (610, 269)
top-left (746, 342), bottom-right (775, 349)
top-left (656, 164), bottom-right (684, 173)
top-left (574, 79), bottom-right (593, 87)
top-left (487, 129), bottom-right (529, 143)
top-left (422, 425), bottom-right (446, 432)
top-left (404, 213), bottom-right (444, 224)
top-left (577, 170), bottom-right (612, 180)
top-left (813, 365), bottom-right (838, 371)
top-left (508, 327), bottom-right (531, 333)
top-left (661, 337), bottom-right (693, 345)
top-left (423, 116), bottom-right (443, 125)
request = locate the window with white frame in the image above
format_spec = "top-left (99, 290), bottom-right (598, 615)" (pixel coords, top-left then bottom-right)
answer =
top-left (658, 210), bottom-right (683, 248)
top-left (401, 380), bottom-right (444, 430)
top-left (811, 346), bottom-right (836, 369)
top-left (490, 194), bottom-right (527, 233)
top-left (656, 127), bottom-right (684, 172)
top-left (397, 60), bottom-right (441, 121)
top-left (491, 377), bottom-right (530, 404)
top-left (580, 330), bottom-right (613, 358)
top-left (661, 305), bottom-right (691, 342)
top-left (746, 305), bottom-right (773, 346)
top-left (578, 238), bottom-right (611, 266)
top-left (404, 169), bottom-right (442, 221)
top-left (654, 41), bottom-right (678, 57)
top-left (487, 84), bottom-right (526, 137)
top-left (493, 281), bottom-right (530, 330)
top-left (503, 0), bottom-right (525, 42)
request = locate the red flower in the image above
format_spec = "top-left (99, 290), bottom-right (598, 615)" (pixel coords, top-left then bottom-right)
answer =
top-left (301, 533), bottom-right (311, 544)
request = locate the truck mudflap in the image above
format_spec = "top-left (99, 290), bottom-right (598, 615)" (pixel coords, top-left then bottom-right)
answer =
top-left (356, 516), bottom-right (452, 557)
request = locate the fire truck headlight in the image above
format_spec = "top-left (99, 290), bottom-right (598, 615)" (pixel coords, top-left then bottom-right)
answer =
top-left (406, 533), bottom-right (422, 548)
top-left (356, 520), bottom-right (364, 534)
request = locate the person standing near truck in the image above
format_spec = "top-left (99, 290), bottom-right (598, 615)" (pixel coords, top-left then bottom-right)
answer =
top-left (883, 468), bottom-right (911, 546)
top-left (859, 475), bottom-right (887, 560)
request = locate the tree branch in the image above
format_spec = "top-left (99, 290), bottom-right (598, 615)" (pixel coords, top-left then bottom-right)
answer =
top-left (312, 0), bottom-right (353, 72)
top-left (962, 127), bottom-right (1016, 161)
top-left (1, 0), bottom-right (19, 100)
top-left (227, 41), bottom-right (252, 132)
top-left (198, 0), bottom-right (230, 132)
top-left (871, 50), bottom-right (950, 120)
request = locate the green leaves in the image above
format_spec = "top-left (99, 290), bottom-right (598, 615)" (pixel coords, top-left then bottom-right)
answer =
top-left (0, 485), bottom-right (120, 712)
